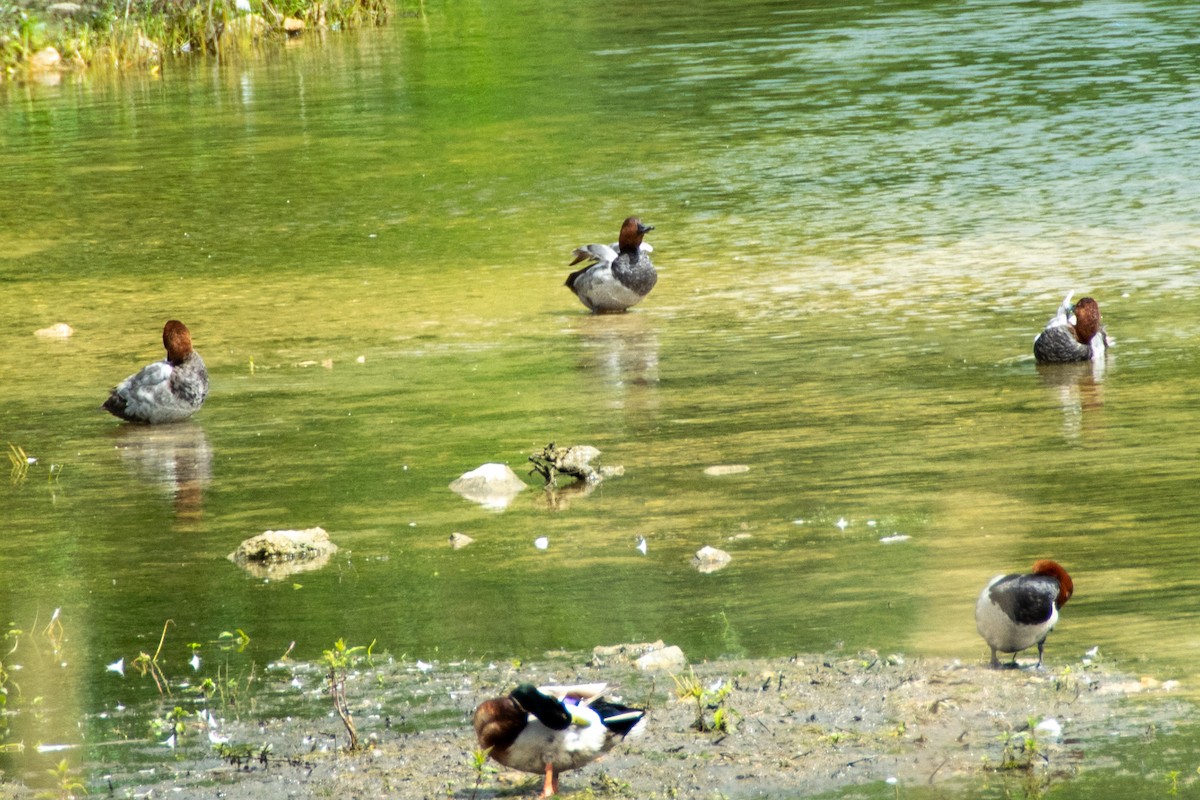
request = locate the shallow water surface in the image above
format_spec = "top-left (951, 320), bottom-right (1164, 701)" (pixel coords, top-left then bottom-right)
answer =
top-left (2, 0), bottom-right (1200, 793)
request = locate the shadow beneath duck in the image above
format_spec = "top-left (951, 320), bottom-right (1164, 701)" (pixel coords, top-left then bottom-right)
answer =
top-left (110, 423), bottom-right (212, 525)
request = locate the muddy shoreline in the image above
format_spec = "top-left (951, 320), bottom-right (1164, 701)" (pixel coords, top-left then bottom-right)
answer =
top-left (1, 648), bottom-right (1189, 800)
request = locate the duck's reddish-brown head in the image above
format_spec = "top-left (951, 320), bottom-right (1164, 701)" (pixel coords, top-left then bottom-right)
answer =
top-left (617, 216), bottom-right (654, 252)
top-left (163, 320), bottom-right (194, 365)
top-left (1032, 559), bottom-right (1073, 608)
top-left (1072, 298), bottom-right (1102, 343)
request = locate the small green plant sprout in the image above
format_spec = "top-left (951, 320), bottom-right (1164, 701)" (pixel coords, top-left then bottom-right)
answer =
top-left (672, 669), bottom-right (739, 734)
top-left (42, 608), bottom-right (65, 656)
top-left (150, 706), bottom-right (189, 747)
top-left (35, 758), bottom-right (86, 800)
top-left (469, 746), bottom-right (497, 800)
top-left (129, 620), bottom-right (175, 697)
top-left (0, 628), bottom-right (21, 706)
top-left (217, 629), bottom-right (251, 652)
top-left (322, 638), bottom-right (372, 751)
top-left (1166, 770), bottom-right (1182, 796)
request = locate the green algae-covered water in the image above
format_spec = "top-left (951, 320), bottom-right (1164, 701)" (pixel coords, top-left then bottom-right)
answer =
top-left (3, 0), bottom-right (1200, 794)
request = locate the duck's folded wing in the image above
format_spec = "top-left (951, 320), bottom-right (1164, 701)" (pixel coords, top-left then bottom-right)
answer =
top-left (569, 244), bottom-right (617, 267)
top-left (1044, 292), bottom-right (1075, 328)
top-left (537, 682), bottom-right (608, 702)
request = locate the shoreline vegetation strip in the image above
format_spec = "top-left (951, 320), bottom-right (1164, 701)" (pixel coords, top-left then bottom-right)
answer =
top-left (0, 0), bottom-right (403, 81)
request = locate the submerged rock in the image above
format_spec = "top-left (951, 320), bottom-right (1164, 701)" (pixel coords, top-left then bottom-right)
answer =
top-left (34, 323), bottom-right (74, 338)
top-left (449, 463), bottom-right (527, 511)
top-left (227, 527), bottom-right (337, 578)
top-left (691, 545), bottom-right (732, 574)
top-left (448, 532), bottom-right (475, 549)
top-left (703, 464), bottom-right (751, 476)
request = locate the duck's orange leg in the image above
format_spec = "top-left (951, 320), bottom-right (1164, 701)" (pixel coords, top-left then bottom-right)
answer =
top-left (540, 763), bottom-right (558, 797)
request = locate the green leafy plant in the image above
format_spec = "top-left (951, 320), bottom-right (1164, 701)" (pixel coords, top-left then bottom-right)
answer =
top-left (36, 758), bottom-right (86, 800)
top-left (468, 746), bottom-right (496, 800)
top-left (322, 638), bottom-right (373, 750)
top-left (673, 669), bottom-right (739, 734)
top-left (129, 620), bottom-right (175, 696)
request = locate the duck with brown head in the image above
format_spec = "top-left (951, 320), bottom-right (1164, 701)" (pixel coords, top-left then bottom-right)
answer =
top-left (103, 320), bottom-right (209, 424)
top-left (473, 682), bottom-right (646, 797)
top-left (565, 216), bottom-right (657, 313)
top-left (975, 559), bottom-right (1074, 669)
top-left (1034, 293), bottom-right (1109, 363)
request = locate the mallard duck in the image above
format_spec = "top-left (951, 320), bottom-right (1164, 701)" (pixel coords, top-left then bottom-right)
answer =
top-left (975, 560), bottom-right (1073, 668)
top-left (565, 217), bottom-right (656, 313)
top-left (103, 320), bottom-right (209, 424)
top-left (1033, 293), bottom-right (1108, 363)
top-left (473, 682), bottom-right (646, 797)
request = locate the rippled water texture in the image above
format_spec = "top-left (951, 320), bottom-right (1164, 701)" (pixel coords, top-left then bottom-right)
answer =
top-left (2, 0), bottom-right (1200, 790)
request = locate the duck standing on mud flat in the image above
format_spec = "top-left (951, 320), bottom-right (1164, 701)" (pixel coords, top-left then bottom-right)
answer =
top-left (473, 682), bottom-right (646, 797)
top-left (975, 560), bottom-right (1073, 669)
top-left (103, 320), bottom-right (209, 424)
top-left (565, 216), bottom-right (656, 313)
top-left (1033, 293), bottom-right (1109, 363)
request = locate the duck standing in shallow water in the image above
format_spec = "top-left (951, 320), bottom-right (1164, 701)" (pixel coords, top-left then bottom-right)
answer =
top-left (473, 682), bottom-right (646, 797)
top-left (975, 560), bottom-right (1073, 669)
top-left (1033, 294), bottom-right (1108, 363)
top-left (565, 217), bottom-right (656, 313)
top-left (103, 320), bottom-right (209, 424)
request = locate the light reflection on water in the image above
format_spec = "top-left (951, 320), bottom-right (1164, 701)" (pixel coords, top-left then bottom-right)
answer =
top-left (2, 0), bottom-right (1200, 789)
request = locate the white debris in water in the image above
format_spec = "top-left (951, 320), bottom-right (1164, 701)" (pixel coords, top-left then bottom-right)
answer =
top-left (107, 657), bottom-right (125, 677)
top-left (534, 536), bottom-right (549, 550)
top-left (1034, 718), bottom-right (1062, 740)
top-left (836, 518), bottom-right (849, 531)
top-left (879, 534), bottom-right (911, 544)
top-left (635, 536), bottom-right (647, 555)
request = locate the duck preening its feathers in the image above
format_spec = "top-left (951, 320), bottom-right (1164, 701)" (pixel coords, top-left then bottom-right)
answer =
top-left (473, 682), bottom-right (646, 797)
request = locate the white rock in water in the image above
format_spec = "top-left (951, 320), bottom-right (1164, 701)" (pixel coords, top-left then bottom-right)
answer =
top-left (691, 545), bottom-right (732, 574)
top-left (703, 464), bottom-right (750, 476)
top-left (34, 323), bottom-right (74, 338)
top-left (635, 645), bottom-right (687, 672)
top-left (448, 532), bottom-right (475, 549)
top-left (449, 463), bottom-right (527, 511)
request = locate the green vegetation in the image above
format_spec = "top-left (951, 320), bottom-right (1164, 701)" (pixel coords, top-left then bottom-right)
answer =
top-left (322, 637), bottom-right (374, 751)
top-left (672, 668), bottom-right (739, 735)
top-left (0, 0), bottom-right (395, 81)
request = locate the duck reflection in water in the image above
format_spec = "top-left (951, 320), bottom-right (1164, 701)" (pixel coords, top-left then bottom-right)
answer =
top-left (1036, 360), bottom-right (1107, 442)
top-left (111, 423), bottom-right (212, 524)
top-left (573, 312), bottom-right (660, 398)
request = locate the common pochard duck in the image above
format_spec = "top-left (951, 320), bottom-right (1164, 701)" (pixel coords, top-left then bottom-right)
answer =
top-left (565, 217), bottom-right (657, 313)
top-left (1033, 294), bottom-right (1108, 363)
top-left (473, 682), bottom-right (646, 798)
top-left (103, 320), bottom-right (209, 424)
top-left (975, 559), bottom-right (1073, 669)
